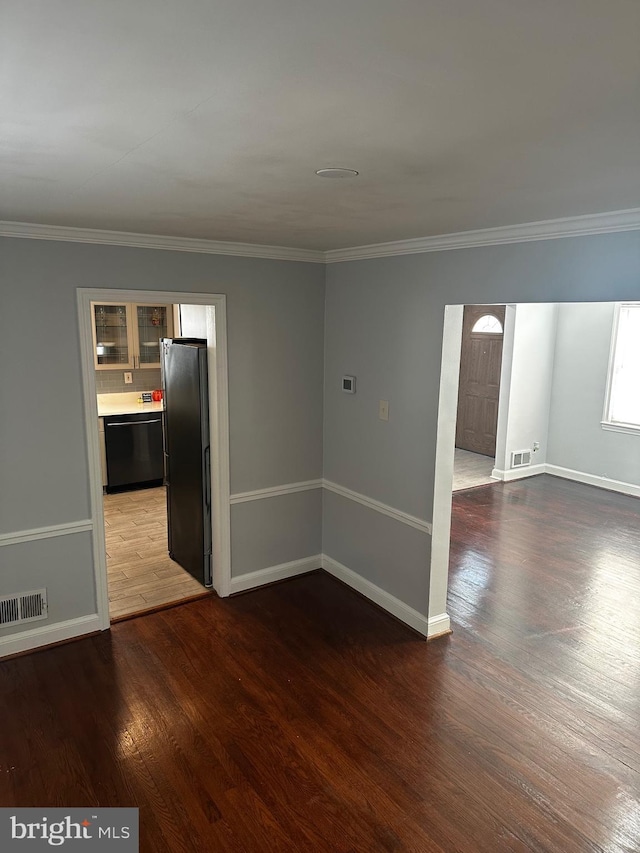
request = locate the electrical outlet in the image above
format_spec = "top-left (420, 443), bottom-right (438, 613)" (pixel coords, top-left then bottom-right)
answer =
top-left (533, 441), bottom-right (540, 452)
top-left (379, 400), bottom-right (389, 421)
top-left (124, 372), bottom-right (133, 384)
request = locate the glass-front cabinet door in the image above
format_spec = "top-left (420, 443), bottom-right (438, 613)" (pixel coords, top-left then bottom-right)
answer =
top-left (135, 304), bottom-right (172, 368)
top-left (92, 303), bottom-right (134, 370)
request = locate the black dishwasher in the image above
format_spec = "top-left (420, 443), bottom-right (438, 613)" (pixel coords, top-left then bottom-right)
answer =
top-left (104, 412), bottom-right (164, 491)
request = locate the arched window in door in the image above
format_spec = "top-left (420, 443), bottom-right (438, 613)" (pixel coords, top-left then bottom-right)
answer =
top-left (471, 314), bottom-right (503, 334)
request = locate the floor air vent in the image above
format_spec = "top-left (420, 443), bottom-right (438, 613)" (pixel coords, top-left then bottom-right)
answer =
top-left (511, 450), bottom-right (532, 469)
top-left (0, 589), bottom-right (47, 628)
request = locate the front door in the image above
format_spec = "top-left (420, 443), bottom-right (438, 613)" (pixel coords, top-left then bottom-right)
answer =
top-left (455, 305), bottom-right (505, 457)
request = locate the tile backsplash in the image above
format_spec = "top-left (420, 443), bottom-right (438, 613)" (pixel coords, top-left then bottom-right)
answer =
top-left (95, 368), bottom-right (162, 394)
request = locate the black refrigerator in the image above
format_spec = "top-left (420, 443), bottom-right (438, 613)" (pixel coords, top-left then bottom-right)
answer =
top-left (160, 338), bottom-right (212, 587)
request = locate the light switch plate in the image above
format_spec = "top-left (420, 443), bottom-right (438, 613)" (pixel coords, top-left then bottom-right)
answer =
top-left (379, 400), bottom-right (389, 421)
top-left (124, 372), bottom-right (133, 384)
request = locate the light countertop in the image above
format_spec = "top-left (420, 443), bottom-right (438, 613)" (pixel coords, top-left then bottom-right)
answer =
top-left (97, 392), bottom-right (164, 418)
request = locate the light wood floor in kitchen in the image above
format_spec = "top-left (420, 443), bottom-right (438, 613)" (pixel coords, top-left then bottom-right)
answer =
top-left (104, 486), bottom-right (208, 620)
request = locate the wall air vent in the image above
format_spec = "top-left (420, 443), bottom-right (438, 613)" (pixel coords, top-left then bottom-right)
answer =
top-left (0, 589), bottom-right (48, 628)
top-left (511, 450), bottom-right (532, 469)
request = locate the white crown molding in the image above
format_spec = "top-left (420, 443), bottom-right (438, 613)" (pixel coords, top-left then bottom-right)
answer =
top-left (0, 519), bottom-right (93, 548)
top-left (0, 220), bottom-right (325, 264)
top-left (323, 479), bottom-right (432, 535)
top-left (2, 207), bottom-right (639, 265)
top-left (230, 479), bottom-right (323, 504)
top-left (324, 207), bottom-right (640, 263)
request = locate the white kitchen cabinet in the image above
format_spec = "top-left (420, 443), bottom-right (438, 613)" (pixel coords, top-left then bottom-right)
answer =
top-left (92, 302), bottom-right (174, 371)
top-left (98, 417), bottom-right (107, 487)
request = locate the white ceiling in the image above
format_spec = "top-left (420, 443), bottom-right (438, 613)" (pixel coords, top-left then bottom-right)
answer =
top-left (2, 0), bottom-right (639, 251)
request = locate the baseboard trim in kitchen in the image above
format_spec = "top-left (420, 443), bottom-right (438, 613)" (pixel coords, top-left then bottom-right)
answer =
top-left (229, 555), bottom-right (322, 594)
top-left (0, 614), bottom-right (102, 660)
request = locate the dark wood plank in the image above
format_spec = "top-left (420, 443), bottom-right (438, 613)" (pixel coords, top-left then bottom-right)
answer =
top-left (1, 473), bottom-right (639, 851)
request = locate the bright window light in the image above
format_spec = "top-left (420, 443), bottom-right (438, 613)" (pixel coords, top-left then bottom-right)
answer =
top-left (605, 303), bottom-right (640, 429)
top-left (471, 314), bottom-right (503, 334)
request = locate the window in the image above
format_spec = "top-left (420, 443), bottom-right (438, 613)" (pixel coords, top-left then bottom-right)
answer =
top-left (471, 314), bottom-right (503, 334)
top-left (603, 303), bottom-right (640, 432)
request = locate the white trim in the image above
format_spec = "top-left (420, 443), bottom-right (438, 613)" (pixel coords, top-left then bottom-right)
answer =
top-left (324, 207), bottom-right (640, 263)
top-left (229, 553), bottom-right (448, 640)
top-left (602, 302), bottom-right (640, 431)
top-left (322, 479), bottom-right (432, 535)
top-left (0, 614), bottom-right (101, 659)
top-left (2, 207), bottom-right (639, 266)
top-left (0, 519), bottom-right (93, 548)
top-left (230, 479), bottom-right (323, 504)
top-left (545, 464), bottom-right (640, 499)
top-left (601, 421), bottom-right (640, 436)
top-left (77, 288), bottom-right (232, 624)
top-left (77, 290), bottom-right (111, 630)
top-left (429, 306), bottom-right (463, 623)
top-left (427, 613), bottom-right (452, 640)
top-left (602, 302), bottom-right (622, 425)
top-left (321, 555), bottom-right (429, 636)
top-left (0, 220), bottom-right (324, 264)
top-left (205, 302), bottom-right (232, 598)
top-left (491, 464), bottom-right (546, 482)
top-left (229, 555), bottom-right (321, 594)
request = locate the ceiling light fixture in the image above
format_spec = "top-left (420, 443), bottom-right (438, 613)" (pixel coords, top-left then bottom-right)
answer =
top-left (315, 168), bottom-right (359, 178)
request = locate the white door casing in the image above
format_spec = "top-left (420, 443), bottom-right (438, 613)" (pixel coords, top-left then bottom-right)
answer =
top-left (77, 288), bottom-right (231, 629)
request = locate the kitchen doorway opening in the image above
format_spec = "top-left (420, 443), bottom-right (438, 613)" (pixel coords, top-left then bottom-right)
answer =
top-left (77, 289), bottom-right (231, 629)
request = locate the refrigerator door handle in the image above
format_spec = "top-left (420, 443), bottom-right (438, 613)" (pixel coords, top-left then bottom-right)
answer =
top-left (203, 445), bottom-right (211, 510)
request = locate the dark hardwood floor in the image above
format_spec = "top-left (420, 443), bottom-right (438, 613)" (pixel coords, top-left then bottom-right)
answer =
top-left (2, 474), bottom-right (640, 851)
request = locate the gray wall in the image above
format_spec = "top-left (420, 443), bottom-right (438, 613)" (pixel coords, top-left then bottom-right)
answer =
top-left (495, 303), bottom-right (557, 473)
top-left (231, 490), bottom-right (322, 575)
top-left (547, 302), bottom-right (640, 485)
top-left (323, 232), bottom-right (640, 618)
top-left (2, 230), bottom-right (640, 643)
top-left (0, 236), bottom-right (325, 633)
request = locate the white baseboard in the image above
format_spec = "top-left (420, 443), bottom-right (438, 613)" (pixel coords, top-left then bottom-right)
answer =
top-left (0, 614), bottom-right (102, 659)
top-left (229, 555), bottom-right (321, 594)
top-left (229, 553), bottom-right (447, 639)
top-left (490, 462), bottom-right (640, 498)
top-left (491, 463), bottom-right (546, 482)
top-left (545, 464), bottom-right (640, 499)
top-left (321, 554), bottom-right (430, 636)
top-left (427, 613), bottom-right (452, 639)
